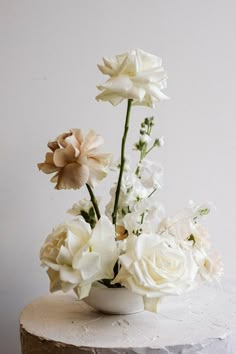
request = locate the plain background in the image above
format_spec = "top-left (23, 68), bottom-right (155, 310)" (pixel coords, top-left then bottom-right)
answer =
top-left (1, 1), bottom-right (236, 352)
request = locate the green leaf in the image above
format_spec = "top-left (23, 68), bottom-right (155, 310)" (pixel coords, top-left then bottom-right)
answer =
top-left (89, 206), bottom-right (95, 218)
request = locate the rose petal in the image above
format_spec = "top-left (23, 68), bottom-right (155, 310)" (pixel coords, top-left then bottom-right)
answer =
top-left (47, 269), bottom-right (62, 292)
top-left (38, 152), bottom-right (60, 174)
top-left (81, 130), bottom-right (104, 151)
top-left (55, 163), bottom-right (89, 190)
top-left (143, 296), bottom-right (161, 312)
top-left (59, 265), bottom-right (81, 284)
top-left (53, 144), bottom-right (76, 167)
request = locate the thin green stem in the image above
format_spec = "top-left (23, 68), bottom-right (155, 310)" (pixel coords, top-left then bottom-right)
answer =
top-left (140, 212), bottom-right (145, 224)
top-left (148, 188), bottom-right (157, 198)
top-left (135, 143), bottom-right (147, 176)
top-left (145, 144), bottom-right (155, 156)
top-left (86, 183), bottom-right (101, 220)
top-left (112, 99), bottom-right (133, 225)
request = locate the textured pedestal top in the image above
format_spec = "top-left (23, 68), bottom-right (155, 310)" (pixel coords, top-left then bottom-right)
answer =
top-left (20, 279), bottom-right (236, 354)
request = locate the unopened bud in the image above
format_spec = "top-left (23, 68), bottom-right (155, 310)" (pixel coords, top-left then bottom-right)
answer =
top-left (154, 136), bottom-right (164, 147)
top-left (140, 128), bottom-right (145, 135)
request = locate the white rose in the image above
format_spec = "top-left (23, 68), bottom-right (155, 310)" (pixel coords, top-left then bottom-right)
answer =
top-left (113, 233), bottom-right (198, 312)
top-left (96, 49), bottom-right (169, 107)
top-left (40, 216), bottom-right (119, 299)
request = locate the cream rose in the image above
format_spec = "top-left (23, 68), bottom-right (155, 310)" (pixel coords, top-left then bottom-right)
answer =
top-left (38, 129), bottom-right (112, 190)
top-left (113, 233), bottom-right (198, 312)
top-left (40, 216), bottom-right (119, 299)
top-left (96, 49), bottom-right (169, 107)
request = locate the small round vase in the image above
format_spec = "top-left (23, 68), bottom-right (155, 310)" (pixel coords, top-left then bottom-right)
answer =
top-left (83, 286), bottom-right (144, 315)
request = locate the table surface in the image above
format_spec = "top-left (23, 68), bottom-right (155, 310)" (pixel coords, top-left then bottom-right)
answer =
top-left (20, 279), bottom-right (236, 353)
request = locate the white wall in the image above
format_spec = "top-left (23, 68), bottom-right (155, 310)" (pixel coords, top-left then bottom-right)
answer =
top-left (1, 1), bottom-right (236, 352)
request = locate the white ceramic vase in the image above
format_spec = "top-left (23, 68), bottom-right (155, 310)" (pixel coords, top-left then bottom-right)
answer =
top-left (83, 286), bottom-right (144, 315)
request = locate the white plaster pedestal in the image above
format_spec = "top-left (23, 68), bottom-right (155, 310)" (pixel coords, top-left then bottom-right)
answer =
top-left (20, 279), bottom-right (236, 354)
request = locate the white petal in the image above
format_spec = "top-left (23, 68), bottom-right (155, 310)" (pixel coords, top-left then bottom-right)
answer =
top-left (43, 260), bottom-right (61, 271)
top-left (56, 245), bottom-right (72, 266)
top-left (59, 265), bottom-right (81, 284)
top-left (96, 90), bottom-right (124, 106)
top-left (135, 233), bottom-right (159, 259)
top-left (143, 296), bottom-right (161, 312)
top-left (99, 76), bottom-right (133, 93)
top-left (73, 252), bottom-right (100, 280)
top-left (91, 216), bottom-right (116, 254)
top-left (66, 230), bottom-right (82, 255)
top-left (146, 84), bottom-right (170, 101)
top-left (97, 63), bottom-right (114, 76)
top-left (79, 283), bottom-right (92, 299)
top-left (66, 220), bottom-right (91, 255)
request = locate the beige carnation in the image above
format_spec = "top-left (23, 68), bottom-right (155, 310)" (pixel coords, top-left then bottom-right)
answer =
top-left (38, 129), bottom-right (112, 190)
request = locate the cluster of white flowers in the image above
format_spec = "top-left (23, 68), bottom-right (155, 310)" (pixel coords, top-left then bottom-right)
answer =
top-left (40, 200), bottom-right (223, 311)
top-left (39, 49), bottom-right (223, 313)
top-left (105, 160), bottom-right (164, 235)
top-left (115, 202), bottom-right (222, 312)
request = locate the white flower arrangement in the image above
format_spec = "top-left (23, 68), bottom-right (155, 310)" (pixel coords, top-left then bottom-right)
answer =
top-left (38, 49), bottom-right (223, 312)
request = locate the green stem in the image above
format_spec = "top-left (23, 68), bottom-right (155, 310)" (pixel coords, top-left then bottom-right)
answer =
top-left (148, 188), bottom-right (157, 198)
top-left (140, 212), bottom-right (145, 224)
top-left (135, 143), bottom-right (147, 176)
top-left (112, 99), bottom-right (133, 225)
top-left (86, 183), bottom-right (101, 220)
top-left (145, 144), bottom-right (155, 156)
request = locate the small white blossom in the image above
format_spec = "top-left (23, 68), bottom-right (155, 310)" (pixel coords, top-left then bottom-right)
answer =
top-left (156, 136), bottom-right (164, 147)
top-left (105, 171), bottom-right (150, 223)
top-left (140, 134), bottom-right (152, 144)
top-left (67, 199), bottom-right (93, 216)
top-left (139, 159), bottom-right (164, 190)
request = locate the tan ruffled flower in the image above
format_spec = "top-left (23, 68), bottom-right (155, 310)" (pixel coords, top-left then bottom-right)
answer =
top-left (38, 129), bottom-right (112, 190)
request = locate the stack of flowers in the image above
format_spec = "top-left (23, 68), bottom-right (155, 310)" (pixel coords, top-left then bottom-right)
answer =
top-left (38, 49), bottom-right (223, 312)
